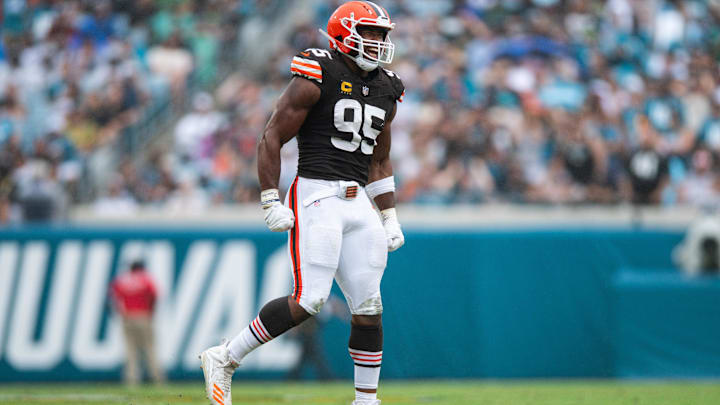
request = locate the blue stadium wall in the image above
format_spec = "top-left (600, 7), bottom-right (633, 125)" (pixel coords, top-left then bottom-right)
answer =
top-left (0, 226), bottom-right (718, 382)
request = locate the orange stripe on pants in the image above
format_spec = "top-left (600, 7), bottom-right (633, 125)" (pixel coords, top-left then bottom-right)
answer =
top-left (289, 177), bottom-right (302, 301)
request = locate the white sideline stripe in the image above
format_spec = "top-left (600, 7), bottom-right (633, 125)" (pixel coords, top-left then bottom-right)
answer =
top-left (0, 393), bottom-right (130, 401)
top-left (291, 63), bottom-right (321, 74)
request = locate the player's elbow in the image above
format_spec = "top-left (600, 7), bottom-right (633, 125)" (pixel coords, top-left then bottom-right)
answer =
top-left (369, 159), bottom-right (392, 181)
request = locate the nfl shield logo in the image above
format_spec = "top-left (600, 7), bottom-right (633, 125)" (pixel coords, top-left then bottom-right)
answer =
top-left (362, 86), bottom-right (369, 96)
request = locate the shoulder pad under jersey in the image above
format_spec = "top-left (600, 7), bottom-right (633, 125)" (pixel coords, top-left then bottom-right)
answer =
top-left (382, 68), bottom-right (405, 102)
top-left (290, 48), bottom-right (334, 84)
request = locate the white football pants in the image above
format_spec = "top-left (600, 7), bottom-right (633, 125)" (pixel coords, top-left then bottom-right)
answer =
top-left (285, 176), bottom-right (387, 316)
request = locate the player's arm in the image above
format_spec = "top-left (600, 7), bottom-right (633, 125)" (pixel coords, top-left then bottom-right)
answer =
top-left (256, 77), bottom-right (320, 231)
top-left (367, 103), bottom-right (404, 252)
top-left (368, 103), bottom-right (396, 209)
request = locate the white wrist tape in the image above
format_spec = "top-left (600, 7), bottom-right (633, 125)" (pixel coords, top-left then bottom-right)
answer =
top-left (365, 176), bottom-right (395, 200)
top-left (260, 189), bottom-right (281, 209)
top-left (380, 207), bottom-right (398, 224)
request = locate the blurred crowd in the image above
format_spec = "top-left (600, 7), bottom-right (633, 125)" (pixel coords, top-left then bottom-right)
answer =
top-left (0, 0), bottom-right (247, 222)
top-left (323, 0), bottom-right (720, 207)
top-left (161, 0), bottom-right (720, 211)
top-left (2, 0), bottom-right (720, 223)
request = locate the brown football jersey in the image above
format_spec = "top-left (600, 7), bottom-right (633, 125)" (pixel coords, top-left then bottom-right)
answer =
top-left (290, 48), bottom-right (404, 186)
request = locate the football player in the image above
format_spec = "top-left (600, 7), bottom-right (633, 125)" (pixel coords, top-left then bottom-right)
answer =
top-left (200, 2), bottom-right (404, 405)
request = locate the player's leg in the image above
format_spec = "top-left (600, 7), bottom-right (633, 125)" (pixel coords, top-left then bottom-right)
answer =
top-left (348, 313), bottom-right (383, 403)
top-left (335, 202), bottom-right (387, 405)
top-left (226, 296), bottom-right (309, 364)
top-left (227, 177), bottom-right (344, 364)
top-left (200, 295), bottom-right (313, 405)
top-left (200, 177), bottom-right (342, 405)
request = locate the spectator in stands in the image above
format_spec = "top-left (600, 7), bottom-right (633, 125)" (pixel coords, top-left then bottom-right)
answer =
top-left (624, 116), bottom-right (669, 205)
top-left (698, 101), bottom-right (720, 153)
top-left (14, 159), bottom-right (67, 223)
top-left (4, 0), bottom-right (720, 214)
top-left (173, 92), bottom-right (226, 162)
top-left (146, 32), bottom-right (193, 105)
top-left (0, 147), bottom-right (14, 223)
top-left (679, 148), bottom-right (720, 208)
top-left (93, 175), bottom-right (138, 217)
top-left (165, 171), bottom-right (209, 216)
top-left (0, 0), bottom-right (244, 222)
top-left (135, 150), bottom-right (176, 205)
top-left (110, 260), bottom-right (165, 386)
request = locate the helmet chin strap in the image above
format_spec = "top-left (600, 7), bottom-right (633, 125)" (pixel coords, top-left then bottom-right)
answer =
top-left (319, 28), bottom-right (379, 72)
top-left (353, 53), bottom-right (379, 72)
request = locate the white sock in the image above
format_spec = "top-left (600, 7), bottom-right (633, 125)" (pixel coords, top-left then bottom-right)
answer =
top-left (350, 348), bottom-right (382, 389)
top-left (354, 365), bottom-right (381, 396)
top-left (228, 316), bottom-right (273, 363)
top-left (355, 389), bottom-right (377, 401)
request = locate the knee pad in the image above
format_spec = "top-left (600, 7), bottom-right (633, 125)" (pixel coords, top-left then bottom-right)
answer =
top-left (351, 295), bottom-right (383, 316)
top-left (298, 295), bottom-right (326, 316)
top-left (297, 274), bottom-right (335, 315)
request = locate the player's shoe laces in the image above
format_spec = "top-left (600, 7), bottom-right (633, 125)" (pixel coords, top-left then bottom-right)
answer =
top-left (352, 400), bottom-right (381, 405)
top-left (199, 339), bottom-right (238, 405)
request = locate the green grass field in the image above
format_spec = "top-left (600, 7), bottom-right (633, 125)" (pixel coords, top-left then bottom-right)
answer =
top-left (1, 380), bottom-right (719, 405)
